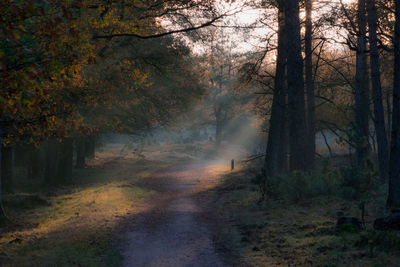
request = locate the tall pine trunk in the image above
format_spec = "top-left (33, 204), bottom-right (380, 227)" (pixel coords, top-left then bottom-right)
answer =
top-left (44, 139), bottom-right (58, 185)
top-left (76, 138), bottom-right (86, 169)
top-left (57, 138), bottom-right (73, 182)
top-left (387, 91), bottom-right (392, 143)
top-left (0, 120), bottom-right (8, 224)
top-left (29, 146), bottom-right (44, 180)
top-left (305, 0), bottom-right (316, 169)
top-left (1, 146), bottom-right (13, 191)
top-left (85, 135), bottom-right (96, 159)
top-left (387, 0), bottom-right (400, 209)
top-left (278, 107), bottom-right (289, 173)
top-left (264, 3), bottom-right (287, 177)
top-left (367, 0), bottom-right (389, 181)
top-left (215, 65), bottom-right (224, 148)
top-left (285, 0), bottom-right (309, 171)
top-left (355, 0), bottom-right (371, 168)
top-left (215, 107), bottom-right (222, 147)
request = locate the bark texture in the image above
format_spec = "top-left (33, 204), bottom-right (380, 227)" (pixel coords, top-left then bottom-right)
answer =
top-left (76, 138), bottom-right (86, 169)
top-left (264, 4), bottom-right (287, 177)
top-left (57, 138), bottom-right (73, 182)
top-left (285, 0), bottom-right (309, 171)
top-left (387, 0), bottom-right (400, 209)
top-left (367, 0), bottom-right (389, 181)
top-left (45, 139), bottom-right (58, 185)
top-left (215, 106), bottom-right (222, 148)
top-left (305, 0), bottom-right (316, 169)
top-left (85, 136), bottom-right (96, 159)
top-left (1, 146), bottom-right (13, 191)
top-left (355, 0), bottom-right (371, 167)
top-left (28, 146), bottom-right (44, 180)
top-left (278, 108), bottom-right (289, 173)
top-left (0, 120), bottom-right (8, 223)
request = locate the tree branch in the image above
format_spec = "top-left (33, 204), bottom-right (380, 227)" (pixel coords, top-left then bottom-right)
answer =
top-left (93, 15), bottom-right (223, 40)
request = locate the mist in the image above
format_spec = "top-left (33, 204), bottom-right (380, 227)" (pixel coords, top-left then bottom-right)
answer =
top-left (1, 0), bottom-right (400, 266)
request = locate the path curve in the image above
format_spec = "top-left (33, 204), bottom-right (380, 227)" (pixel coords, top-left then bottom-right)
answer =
top-left (121, 161), bottom-right (227, 267)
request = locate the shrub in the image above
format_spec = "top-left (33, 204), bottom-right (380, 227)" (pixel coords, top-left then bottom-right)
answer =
top-left (260, 171), bottom-right (338, 202)
top-left (339, 161), bottom-right (379, 199)
top-left (256, 159), bottom-right (378, 202)
top-left (339, 186), bottom-right (358, 200)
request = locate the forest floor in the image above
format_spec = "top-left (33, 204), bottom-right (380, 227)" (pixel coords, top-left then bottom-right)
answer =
top-left (203, 161), bottom-right (400, 267)
top-left (0, 143), bottom-right (217, 266)
top-left (2, 143), bottom-right (400, 266)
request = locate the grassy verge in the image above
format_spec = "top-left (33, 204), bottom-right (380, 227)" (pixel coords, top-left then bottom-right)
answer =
top-left (208, 163), bottom-right (400, 266)
top-left (0, 145), bottom-right (193, 266)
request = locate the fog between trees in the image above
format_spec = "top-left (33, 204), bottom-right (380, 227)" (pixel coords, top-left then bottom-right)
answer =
top-left (1, 0), bottom-right (400, 264)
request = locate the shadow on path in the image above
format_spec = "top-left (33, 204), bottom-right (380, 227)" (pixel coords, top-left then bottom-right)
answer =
top-left (120, 161), bottom-right (228, 267)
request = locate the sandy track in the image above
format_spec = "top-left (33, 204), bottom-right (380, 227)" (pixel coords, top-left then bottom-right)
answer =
top-left (121, 161), bottom-right (228, 267)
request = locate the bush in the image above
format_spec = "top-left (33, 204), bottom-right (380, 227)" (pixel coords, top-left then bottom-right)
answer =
top-left (339, 186), bottom-right (358, 200)
top-left (261, 170), bottom-right (338, 202)
top-left (339, 161), bottom-right (379, 199)
top-left (257, 159), bottom-right (379, 202)
top-left (339, 165), bottom-right (363, 190)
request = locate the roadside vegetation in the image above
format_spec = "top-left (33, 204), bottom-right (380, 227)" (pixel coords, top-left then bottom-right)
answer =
top-left (3, 0), bottom-right (400, 265)
top-left (207, 157), bottom-right (400, 266)
top-left (0, 144), bottom-right (199, 266)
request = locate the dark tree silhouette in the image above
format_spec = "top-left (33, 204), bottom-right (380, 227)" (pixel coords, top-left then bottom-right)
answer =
top-left (354, 0), bottom-right (371, 168)
top-left (264, 2), bottom-right (287, 177)
top-left (388, 0), bottom-right (400, 209)
top-left (305, 0), bottom-right (316, 169)
top-left (285, 0), bottom-right (309, 171)
top-left (367, 0), bottom-right (389, 181)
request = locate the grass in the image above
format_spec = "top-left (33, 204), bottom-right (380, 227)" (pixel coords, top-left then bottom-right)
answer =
top-left (206, 163), bottom-right (400, 266)
top-left (0, 144), bottom-right (195, 266)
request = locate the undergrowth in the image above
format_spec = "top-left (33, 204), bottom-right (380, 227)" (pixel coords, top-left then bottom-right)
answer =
top-left (254, 158), bottom-right (380, 203)
top-left (207, 158), bottom-right (399, 266)
top-left (0, 145), bottom-right (189, 266)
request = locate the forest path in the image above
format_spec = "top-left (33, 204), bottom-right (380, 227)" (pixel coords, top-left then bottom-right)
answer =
top-left (120, 161), bottom-right (229, 267)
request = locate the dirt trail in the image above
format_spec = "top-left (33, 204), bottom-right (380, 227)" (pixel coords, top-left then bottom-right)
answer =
top-left (121, 161), bottom-right (228, 267)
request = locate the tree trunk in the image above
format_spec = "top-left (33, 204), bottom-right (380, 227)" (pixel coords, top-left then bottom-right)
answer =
top-left (285, 0), bottom-right (309, 171)
top-left (387, 0), bottom-right (400, 209)
top-left (26, 144), bottom-right (43, 180)
top-left (355, 0), bottom-right (371, 168)
top-left (0, 120), bottom-right (9, 225)
top-left (31, 146), bottom-right (43, 180)
top-left (57, 138), bottom-right (73, 182)
top-left (85, 135), bottom-right (96, 159)
top-left (76, 138), bottom-right (86, 169)
top-left (387, 90), bottom-right (392, 144)
top-left (367, 0), bottom-right (389, 181)
top-left (264, 4), bottom-right (287, 178)
top-left (305, 0), bottom-right (316, 169)
top-left (1, 145), bottom-right (13, 192)
top-left (215, 108), bottom-right (222, 148)
top-left (44, 139), bottom-right (58, 185)
top-left (215, 65), bottom-right (224, 148)
top-left (278, 106), bottom-right (289, 174)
